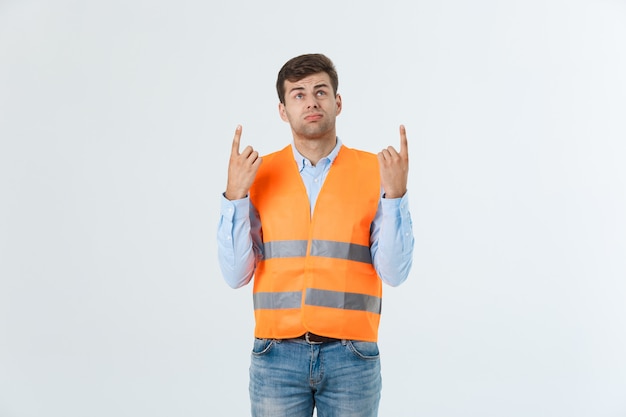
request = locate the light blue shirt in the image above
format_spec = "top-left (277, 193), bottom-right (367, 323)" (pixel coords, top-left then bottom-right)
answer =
top-left (217, 138), bottom-right (414, 289)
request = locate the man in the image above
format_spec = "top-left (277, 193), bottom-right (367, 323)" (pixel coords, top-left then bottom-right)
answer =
top-left (217, 53), bottom-right (414, 417)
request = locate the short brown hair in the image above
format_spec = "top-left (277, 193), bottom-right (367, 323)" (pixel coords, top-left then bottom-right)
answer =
top-left (276, 53), bottom-right (339, 104)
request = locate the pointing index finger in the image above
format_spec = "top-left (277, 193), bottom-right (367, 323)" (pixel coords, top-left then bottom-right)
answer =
top-left (399, 124), bottom-right (408, 155)
top-left (231, 125), bottom-right (242, 156)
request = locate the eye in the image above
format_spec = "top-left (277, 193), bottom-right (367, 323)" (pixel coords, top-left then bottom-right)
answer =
top-left (316, 90), bottom-right (326, 96)
top-left (295, 93), bottom-right (304, 99)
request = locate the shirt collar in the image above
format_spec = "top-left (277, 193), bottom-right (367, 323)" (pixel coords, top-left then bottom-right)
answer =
top-left (292, 137), bottom-right (343, 171)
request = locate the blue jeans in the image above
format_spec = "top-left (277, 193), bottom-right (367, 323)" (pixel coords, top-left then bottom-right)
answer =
top-left (249, 337), bottom-right (382, 417)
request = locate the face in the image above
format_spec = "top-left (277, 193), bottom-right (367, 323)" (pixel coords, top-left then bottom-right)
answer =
top-left (278, 72), bottom-right (342, 140)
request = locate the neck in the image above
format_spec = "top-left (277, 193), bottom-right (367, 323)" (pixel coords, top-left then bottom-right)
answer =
top-left (293, 134), bottom-right (337, 166)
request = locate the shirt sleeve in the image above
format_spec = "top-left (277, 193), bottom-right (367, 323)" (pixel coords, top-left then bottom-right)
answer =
top-left (370, 192), bottom-right (414, 287)
top-left (216, 194), bottom-right (263, 288)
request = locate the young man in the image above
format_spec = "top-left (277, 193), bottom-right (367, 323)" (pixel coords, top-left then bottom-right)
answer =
top-left (217, 53), bottom-right (414, 417)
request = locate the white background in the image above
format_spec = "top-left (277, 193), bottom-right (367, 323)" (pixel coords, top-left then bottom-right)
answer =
top-left (1, 0), bottom-right (625, 416)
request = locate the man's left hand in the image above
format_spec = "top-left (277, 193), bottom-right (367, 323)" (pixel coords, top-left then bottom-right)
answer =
top-left (378, 125), bottom-right (409, 199)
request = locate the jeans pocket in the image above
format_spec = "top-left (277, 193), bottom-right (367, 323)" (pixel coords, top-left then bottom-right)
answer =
top-left (347, 340), bottom-right (380, 360)
top-left (251, 338), bottom-right (276, 357)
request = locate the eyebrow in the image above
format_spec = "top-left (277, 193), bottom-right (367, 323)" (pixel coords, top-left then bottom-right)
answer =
top-left (288, 83), bottom-right (330, 94)
top-left (289, 86), bottom-right (305, 94)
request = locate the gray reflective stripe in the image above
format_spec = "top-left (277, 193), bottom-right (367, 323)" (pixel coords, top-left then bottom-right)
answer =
top-left (262, 239), bottom-right (372, 263)
top-left (254, 291), bottom-right (302, 310)
top-left (310, 240), bottom-right (372, 264)
top-left (305, 288), bottom-right (381, 314)
top-left (263, 240), bottom-right (308, 259)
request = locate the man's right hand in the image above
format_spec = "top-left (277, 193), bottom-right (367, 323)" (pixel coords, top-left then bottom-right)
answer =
top-left (225, 125), bottom-right (262, 200)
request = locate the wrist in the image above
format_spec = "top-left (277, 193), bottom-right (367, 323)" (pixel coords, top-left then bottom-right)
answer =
top-left (383, 190), bottom-right (406, 199)
top-left (224, 191), bottom-right (247, 200)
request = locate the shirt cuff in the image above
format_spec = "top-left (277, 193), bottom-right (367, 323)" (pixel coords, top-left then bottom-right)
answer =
top-left (220, 193), bottom-right (250, 221)
top-left (381, 192), bottom-right (411, 217)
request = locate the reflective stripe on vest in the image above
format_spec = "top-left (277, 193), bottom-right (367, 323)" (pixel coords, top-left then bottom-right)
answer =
top-left (306, 288), bottom-right (381, 314)
top-left (253, 291), bottom-right (302, 310)
top-left (310, 240), bottom-right (372, 264)
top-left (263, 239), bottom-right (372, 264)
top-left (254, 289), bottom-right (381, 315)
top-left (263, 240), bottom-right (308, 259)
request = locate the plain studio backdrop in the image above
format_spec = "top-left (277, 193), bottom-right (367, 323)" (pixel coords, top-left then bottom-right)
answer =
top-left (1, 0), bottom-right (625, 416)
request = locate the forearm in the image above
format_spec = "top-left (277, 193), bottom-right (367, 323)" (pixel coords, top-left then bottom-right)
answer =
top-left (217, 194), bottom-right (260, 288)
top-left (370, 192), bottom-right (414, 287)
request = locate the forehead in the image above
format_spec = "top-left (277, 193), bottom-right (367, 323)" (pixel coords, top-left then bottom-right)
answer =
top-left (284, 72), bottom-right (332, 90)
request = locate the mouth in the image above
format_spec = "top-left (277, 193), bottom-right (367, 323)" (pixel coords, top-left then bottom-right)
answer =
top-left (304, 113), bottom-right (323, 121)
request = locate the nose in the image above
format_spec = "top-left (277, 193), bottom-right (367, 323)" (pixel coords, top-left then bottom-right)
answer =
top-left (306, 96), bottom-right (319, 109)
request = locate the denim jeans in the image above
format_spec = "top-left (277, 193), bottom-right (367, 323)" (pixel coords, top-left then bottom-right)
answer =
top-left (249, 337), bottom-right (382, 417)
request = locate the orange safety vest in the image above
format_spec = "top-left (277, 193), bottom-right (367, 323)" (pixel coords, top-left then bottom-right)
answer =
top-left (249, 144), bottom-right (383, 342)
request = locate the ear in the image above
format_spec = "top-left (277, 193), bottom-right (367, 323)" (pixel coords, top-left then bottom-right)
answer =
top-left (278, 102), bottom-right (289, 122)
top-left (335, 93), bottom-right (342, 116)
